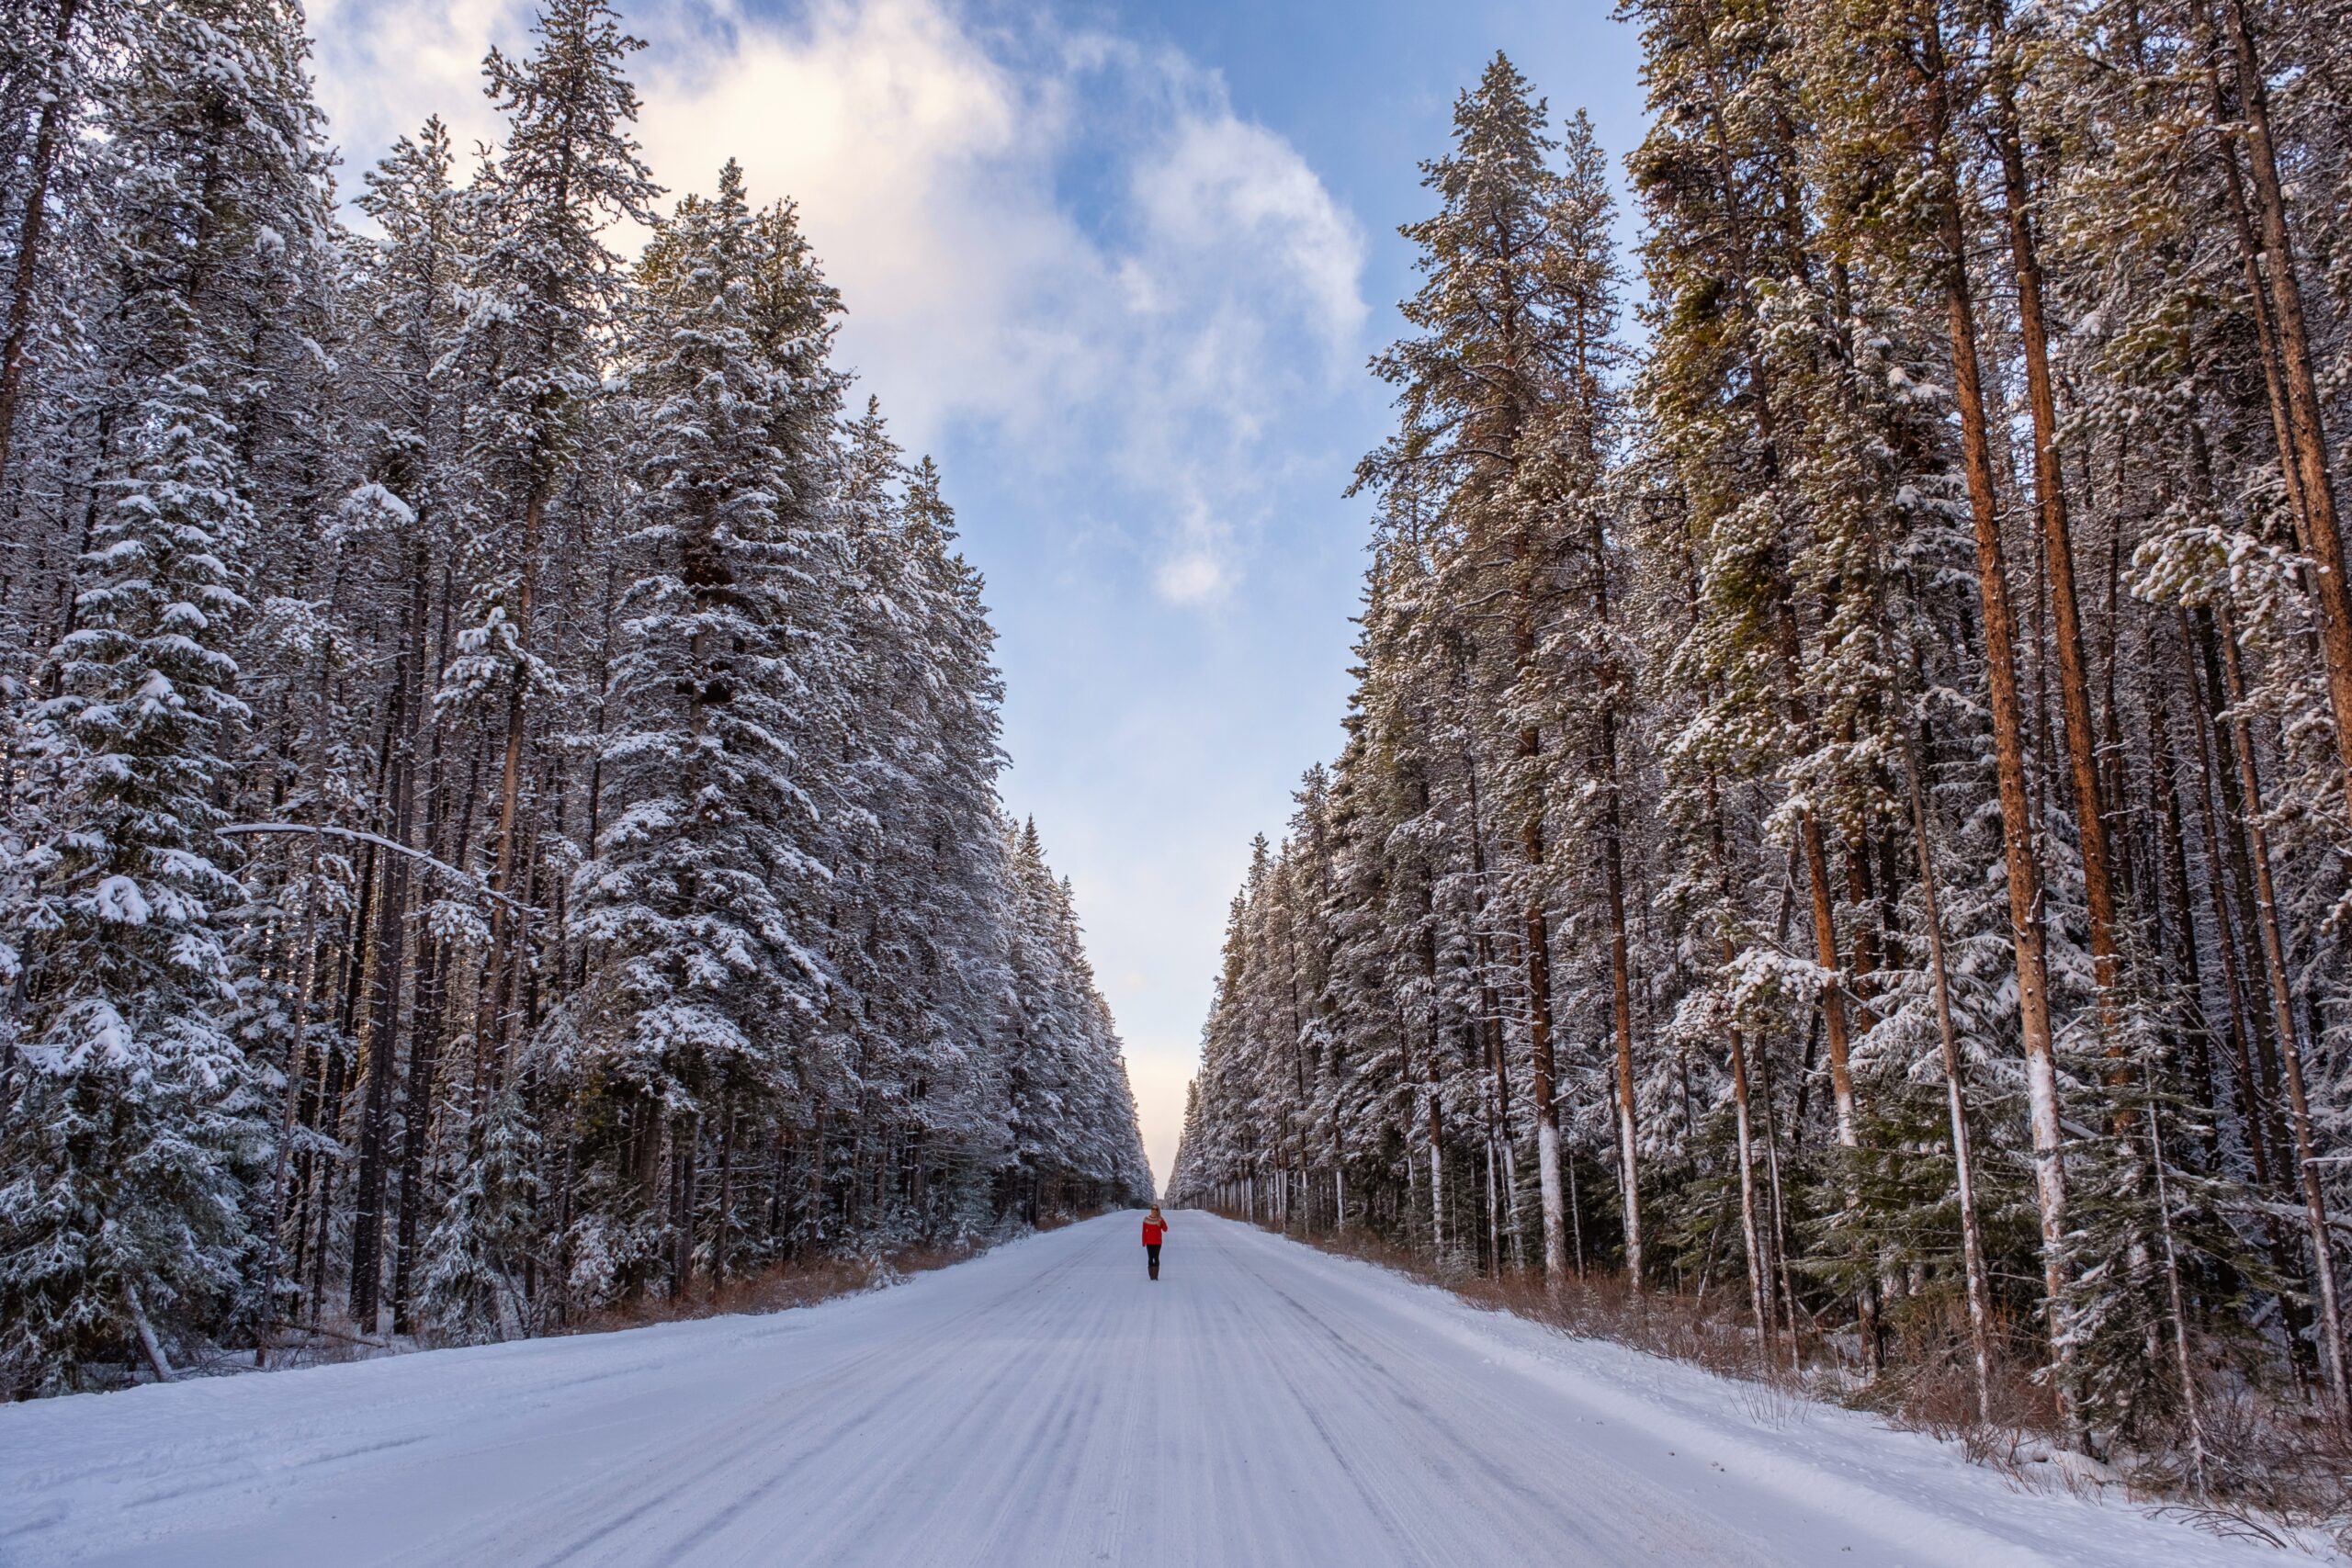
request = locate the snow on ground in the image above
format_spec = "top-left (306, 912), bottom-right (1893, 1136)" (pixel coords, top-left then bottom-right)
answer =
top-left (0, 1212), bottom-right (2291, 1566)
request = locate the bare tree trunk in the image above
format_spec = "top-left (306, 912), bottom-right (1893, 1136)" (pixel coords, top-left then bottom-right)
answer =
top-left (1757, 1032), bottom-right (1802, 1372)
top-left (306, 1032), bottom-right (348, 1317)
top-left (1921, 20), bottom-right (2072, 1404)
top-left (1464, 753), bottom-right (1522, 1266)
top-left (2213, 606), bottom-right (2349, 1422)
top-left (125, 1280), bottom-right (175, 1384)
top-left (1418, 915), bottom-right (1447, 1258)
top-left (1598, 708), bottom-right (1643, 1294)
top-left (256, 637), bottom-right (339, 1364)
top-left (390, 937), bottom-right (446, 1335)
top-left (349, 626), bottom-right (422, 1332)
top-left (1903, 725), bottom-right (1995, 1424)
top-left (2145, 683), bottom-right (2220, 1166)
top-left (1987, 18), bottom-right (2124, 1046)
top-left (1798, 808), bottom-right (1877, 1359)
top-left (667, 1111), bottom-right (698, 1300)
top-left (715, 1093), bottom-right (736, 1286)
top-left (2143, 1067), bottom-right (2210, 1495)
top-left (1521, 857), bottom-right (1568, 1282)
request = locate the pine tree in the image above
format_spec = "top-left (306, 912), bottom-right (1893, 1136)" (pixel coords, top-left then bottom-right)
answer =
top-left (439, 0), bottom-right (660, 1157)
top-left (557, 160), bottom-right (844, 1303)
top-left (1355, 54), bottom-right (1630, 1286)
top-left (0, 368), bottom-right (258, 1392)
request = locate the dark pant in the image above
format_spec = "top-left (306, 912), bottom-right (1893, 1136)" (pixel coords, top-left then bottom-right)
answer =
top-left (1147, 1243), bottom-right (1161, 1279)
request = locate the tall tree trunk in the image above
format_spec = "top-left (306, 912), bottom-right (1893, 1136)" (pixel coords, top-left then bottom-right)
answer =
top-left (390, 936), bottom-right (446, 1335)
top-left (1921, 21), bottom-right (2072, 1399)
top-left (348, 662), bottom-right (418, 1332)
top-left (478, 488), bottom-right (545, 1101)
top-left (1600, 711), bottom-right (1643, 1292)
top-left (1904, 724), bottom-right (1995, 1424)
top-left (1705, 780), bottom-right (1770, 1355)
top-left (1987, 17), bottom-right (2124, 1044)
top-left (1419, 908), bottom-right (1448, 1258)
top-left (1464, 752), bottom-right (1522, 1265)
top-left (2213, 606), bottom-right (2349, 1421)
top-left (1515, 632), bottom-right (1568, 1280)
top-left (1589, 510), bottom-right (1644, 1292)
top-left (391, 536), bottom-right (454, 1336)
top-left (1798, 808), bottom-right (1877, 1359)
top-left (256, 647), bottom-right (337, 1364)
top-left (714, 1093), bottom-right (736, 1286)
top-left (2147, 680), bottom-right (2222, 1167)
top-left (1522, 834), bottom-right (1565, 1283)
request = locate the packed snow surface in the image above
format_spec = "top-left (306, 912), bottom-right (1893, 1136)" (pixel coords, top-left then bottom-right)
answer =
top-left (0, 1213), bottom-right (2278, 1566)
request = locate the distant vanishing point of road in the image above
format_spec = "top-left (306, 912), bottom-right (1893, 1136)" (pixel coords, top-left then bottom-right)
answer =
top-left (1, 1213), bottom-right (2267, 1567)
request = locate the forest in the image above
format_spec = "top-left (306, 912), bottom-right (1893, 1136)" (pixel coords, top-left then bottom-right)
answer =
top-left (0, 0), bottom-right (1149, 1397)
top-left (1169, 0), bottom-right (2352, 1481)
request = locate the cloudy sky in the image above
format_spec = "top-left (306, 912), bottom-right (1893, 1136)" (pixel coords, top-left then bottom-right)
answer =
top-left (304, 0), bottom-right (1645, 1191)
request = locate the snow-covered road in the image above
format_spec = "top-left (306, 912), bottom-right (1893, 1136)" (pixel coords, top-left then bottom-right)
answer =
top-left (1, 1212), bottom-right (2274, 1567)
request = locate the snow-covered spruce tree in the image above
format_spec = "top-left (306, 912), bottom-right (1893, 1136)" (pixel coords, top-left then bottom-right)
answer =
top-left (1351, 55), bottom-right (1634, 1285)
top-left (0, 0), bottom-right (333, 1393)
top-left (436, 0), bottom-right (659, 1146)
top-left (1000, 820), bottom-right (1147, 1217)
top-left (417, 1081), bottom-right (540, 1339)
top-left (549, 161), bottom-right (844, 1315)
top-left (0, 369), bottom-right (259, 1394)
top-left (827, 447), bottom-right (1023, 1241)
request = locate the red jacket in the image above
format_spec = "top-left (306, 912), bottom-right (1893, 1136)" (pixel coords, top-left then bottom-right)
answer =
top-left (1142, 1218), bottom-right (1166, 1246)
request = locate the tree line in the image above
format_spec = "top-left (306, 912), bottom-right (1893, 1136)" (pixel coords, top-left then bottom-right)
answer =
top-left (0, 0), bottom-right (1148, 1396)
top-left (1170, 0), bottom-right (2352, 1468)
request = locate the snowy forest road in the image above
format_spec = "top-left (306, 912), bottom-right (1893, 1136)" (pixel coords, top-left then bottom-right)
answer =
top-left (2, 1213), bottom-right (2267, 1568)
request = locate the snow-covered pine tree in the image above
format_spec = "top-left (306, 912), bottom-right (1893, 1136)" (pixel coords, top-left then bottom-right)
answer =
top-left (0, 0), bottom-right (334, 1394)
top-left (0, 367), bottom-right (259, 1393)
top-left (438, 0), bottom-right (660, 1160)
top-left (553, 160), bottom-right (844, 1312)
top-left (1352, 55), bottom-right (1633, 1285)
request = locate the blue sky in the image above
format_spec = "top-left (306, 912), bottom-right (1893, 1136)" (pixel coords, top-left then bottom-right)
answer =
top-left (306, 0), bottom-right (1647, 1191)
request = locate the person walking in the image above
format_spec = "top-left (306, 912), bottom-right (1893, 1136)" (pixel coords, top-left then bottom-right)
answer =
top-left (1142, 1205), bottom-right (1168, 1280)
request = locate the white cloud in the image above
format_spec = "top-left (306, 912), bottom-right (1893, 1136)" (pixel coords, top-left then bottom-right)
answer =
top-left (1132, 113), bottom-right (1368, 354)
top-left (1154, 550), bottom-right (1229, 606)
top-left (1149, 492), bottom-right (1238, 605)
top-left (308, 0), bottom-right (532, 175)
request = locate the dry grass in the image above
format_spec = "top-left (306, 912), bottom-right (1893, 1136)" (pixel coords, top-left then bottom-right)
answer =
top-left (562, 1206), bottom-right (1129, 1337)
top-left (562, 1242), bottom-right (981, 1337)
